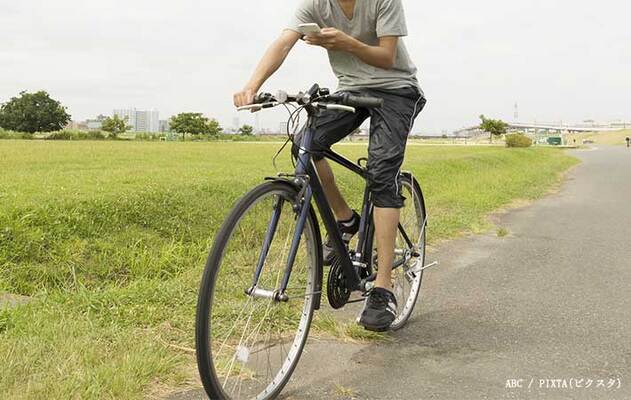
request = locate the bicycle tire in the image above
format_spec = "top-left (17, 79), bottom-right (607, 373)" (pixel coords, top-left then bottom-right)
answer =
top-left (196, 181), bottom-right (320, 400)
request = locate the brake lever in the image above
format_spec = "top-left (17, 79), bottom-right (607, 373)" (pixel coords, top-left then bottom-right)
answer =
top-left (276, 91), bottom-right (288, 103)
top-left (313, 102), bottom-right (356, 113)
top-left (237, 102), bottom-right (279, 112)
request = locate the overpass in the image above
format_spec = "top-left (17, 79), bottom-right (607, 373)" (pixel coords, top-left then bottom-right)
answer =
top-left (507, 122), bottom-right (623, 133)
top-left (454, 121), bottom-right (627, 136)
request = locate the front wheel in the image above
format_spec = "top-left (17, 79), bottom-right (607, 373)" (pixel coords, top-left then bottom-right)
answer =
top-left (196, 181), bottom-right (320, 400)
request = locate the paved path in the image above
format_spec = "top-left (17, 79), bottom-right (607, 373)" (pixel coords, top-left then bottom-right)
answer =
top-left (0, 293), bottom-right (31, 308)
top-left (169, 146), bottom-right (631, 400)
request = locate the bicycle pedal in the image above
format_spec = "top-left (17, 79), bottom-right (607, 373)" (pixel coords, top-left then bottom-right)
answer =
top-left (421, 261), bottom-right (439, 271)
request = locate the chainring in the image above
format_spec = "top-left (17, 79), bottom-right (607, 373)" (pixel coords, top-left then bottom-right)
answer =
top-left (327, 258), bottom-right (351, 309)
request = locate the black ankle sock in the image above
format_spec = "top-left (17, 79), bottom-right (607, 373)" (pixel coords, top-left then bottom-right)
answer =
top-left (339, 211), bottom-right (358, 224)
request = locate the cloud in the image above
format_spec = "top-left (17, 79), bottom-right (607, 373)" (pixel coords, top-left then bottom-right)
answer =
top-left (1, 0), bottom-right (629, 132)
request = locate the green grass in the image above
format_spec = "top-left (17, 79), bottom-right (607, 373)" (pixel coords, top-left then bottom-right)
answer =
top-left (0, 140), bottom-right (578, 398)
top-left (496, 227), bottom-right (510, 237)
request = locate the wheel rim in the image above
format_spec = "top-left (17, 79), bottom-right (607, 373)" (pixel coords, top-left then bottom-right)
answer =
top-left (393, 179), bottom-right (426, 328)
top-left (205, 189), bottom-right (316, 399)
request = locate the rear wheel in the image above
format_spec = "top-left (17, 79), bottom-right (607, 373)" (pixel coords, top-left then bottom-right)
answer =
top-left (372, 173), bottom-right (426, 330)
top-left (196, 181), bottom-right (319, 400)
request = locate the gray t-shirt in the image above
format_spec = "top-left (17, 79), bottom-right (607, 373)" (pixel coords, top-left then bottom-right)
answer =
top-left (288, 0), bottom-right (421, 92)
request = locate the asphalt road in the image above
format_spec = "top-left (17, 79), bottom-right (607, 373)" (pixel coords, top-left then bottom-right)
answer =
top-left (169, 145), bottom-right (631, 400)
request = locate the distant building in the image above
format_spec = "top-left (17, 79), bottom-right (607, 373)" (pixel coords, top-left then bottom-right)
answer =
top-left (86, 114), bottom-right (107, 131)
top-left (159, 120), bottom-right (170, 132)
top-left (113, 108), bottom-right (159, 132)
top-left (136, 110), bottom-right (159, 132)
top-left (66, 120), bottom-right (88, 130)
top-left (86, 120), bottom-right (102, 130)
top-left (610, 121), bottom-right (630, 129)
top-left (113, 109), bottom-right (136, 129)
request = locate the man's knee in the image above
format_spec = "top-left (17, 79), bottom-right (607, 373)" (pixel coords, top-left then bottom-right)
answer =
top-left (367, 161), bottom-right (405, 209)
top-left (371, 188), bottom-right (405, 209)
top-left (291, 135), bottom-right (326, 161)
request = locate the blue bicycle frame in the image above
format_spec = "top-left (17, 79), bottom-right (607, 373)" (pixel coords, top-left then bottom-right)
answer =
top-left (248, 99), bottom-right (422, 305)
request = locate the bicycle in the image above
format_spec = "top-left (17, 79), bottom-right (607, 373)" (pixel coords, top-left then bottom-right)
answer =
top-left (196, 84), bottom-right (432, 400)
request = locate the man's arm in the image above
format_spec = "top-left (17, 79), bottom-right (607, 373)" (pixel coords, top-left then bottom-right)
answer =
top-left (234, 30), bottom-right (302, 107)
top-left (304, 28), bottom-right (398, 70)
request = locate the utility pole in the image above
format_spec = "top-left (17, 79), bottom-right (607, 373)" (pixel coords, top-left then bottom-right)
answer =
top-left (514, 102), bottom-right (519, 121)
top-left (254, 114), bottom-right (260, 134)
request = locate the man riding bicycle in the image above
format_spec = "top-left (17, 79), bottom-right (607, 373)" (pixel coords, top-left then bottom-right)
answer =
top-left (233, 0), bottom-right (426, 332)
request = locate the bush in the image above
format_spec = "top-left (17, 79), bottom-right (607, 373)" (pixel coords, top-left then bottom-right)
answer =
top-left (216, 133), bottom-right (267, 142)
top-left (88, 131), bottom-right (106, 140)
top-left (46, 131), bottom-right (74, 140)
top-left (506, 134), bottom-right (533, 148)
top-left (135, 132), bottom-right (166, 141)
top-left (45, 130), bottom-right (108, 141)
top-left (0, 129), bottom-right (31, 139)
top-left (0, 129), bottom-right (107, 141)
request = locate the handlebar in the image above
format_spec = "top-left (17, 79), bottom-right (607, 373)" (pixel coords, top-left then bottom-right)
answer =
top-left (238, 85), bottom-right (384, 114)
top-left (328, 93), bottom-right (384, 109)
top-left (253, 92), bottom-right (277, 104)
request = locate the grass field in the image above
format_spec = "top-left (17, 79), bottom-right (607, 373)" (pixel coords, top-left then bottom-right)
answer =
top-left (0, 140), bottom-right (578, 399)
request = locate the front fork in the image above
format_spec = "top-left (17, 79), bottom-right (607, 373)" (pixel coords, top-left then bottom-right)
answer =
top-left (246, 120), bottom-right (319, 302)
top-left (245, 181), bottom-right (313, 303)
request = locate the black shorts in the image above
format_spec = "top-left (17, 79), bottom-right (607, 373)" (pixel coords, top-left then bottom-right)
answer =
top-left (294, 86), bottom-right (426, 209)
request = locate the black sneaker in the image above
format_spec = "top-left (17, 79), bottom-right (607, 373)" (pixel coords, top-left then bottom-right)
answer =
top-left (323, 211), bottom-right (360, 266)
top-left (358, 287), bottom-right (398, 332)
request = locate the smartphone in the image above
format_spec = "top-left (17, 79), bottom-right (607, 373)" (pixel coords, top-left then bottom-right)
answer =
top-left (298, 23), bottom-right (321, 35)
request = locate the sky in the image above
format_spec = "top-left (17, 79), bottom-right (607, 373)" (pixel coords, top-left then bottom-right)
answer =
top-left (1, 0), bottom-right (630, 134)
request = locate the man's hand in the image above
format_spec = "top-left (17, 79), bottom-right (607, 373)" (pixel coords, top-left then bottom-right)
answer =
top-left (304, 28), bottom-right (356, 52)
top-left (304, 28), bottom-right (398, 70)
top-left (233, 87), bottom-right (256, 108)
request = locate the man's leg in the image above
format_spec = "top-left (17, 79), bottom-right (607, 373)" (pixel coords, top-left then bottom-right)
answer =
top-left (314, 158), bottom-right (362, 265)
top-left (314, 158), bottom-right (353, 221)
top-left (373, 207), bottom-right (400, 290)
top-left (292, 104), bottom-right (368, 222)
top-left (358, 87), bottom-right (425, 331)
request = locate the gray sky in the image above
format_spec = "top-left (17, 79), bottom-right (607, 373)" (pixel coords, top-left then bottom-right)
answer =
top-left (1, 0), bottom-right (630, 133)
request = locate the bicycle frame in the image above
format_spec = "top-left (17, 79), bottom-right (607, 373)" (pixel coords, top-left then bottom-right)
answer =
top-left (248, 103), bottom-right (421, 303)
top-left (289, 106), bottom-right (366, 291)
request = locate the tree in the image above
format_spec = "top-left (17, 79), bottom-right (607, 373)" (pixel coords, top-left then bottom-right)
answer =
top-left (238, 124), bottom-right (254, 136)
top-left (207, 119), bottom-right (223, 137)
top-left (101, 115), bottom-right (130, 137)
top-left (169, 113), bottom-right (223, 140)
top-left (479, 115), bottom-right (508, 143)
top-left (0, 91), bottom-right (71, 133)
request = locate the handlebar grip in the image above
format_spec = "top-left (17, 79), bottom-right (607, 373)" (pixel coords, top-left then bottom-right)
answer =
top-left (325, 104), bottom-right (356, 113)
top-left (342, 94), bottom-right (383, 109)
top-left (253, 92), bottom-right (275, 104)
